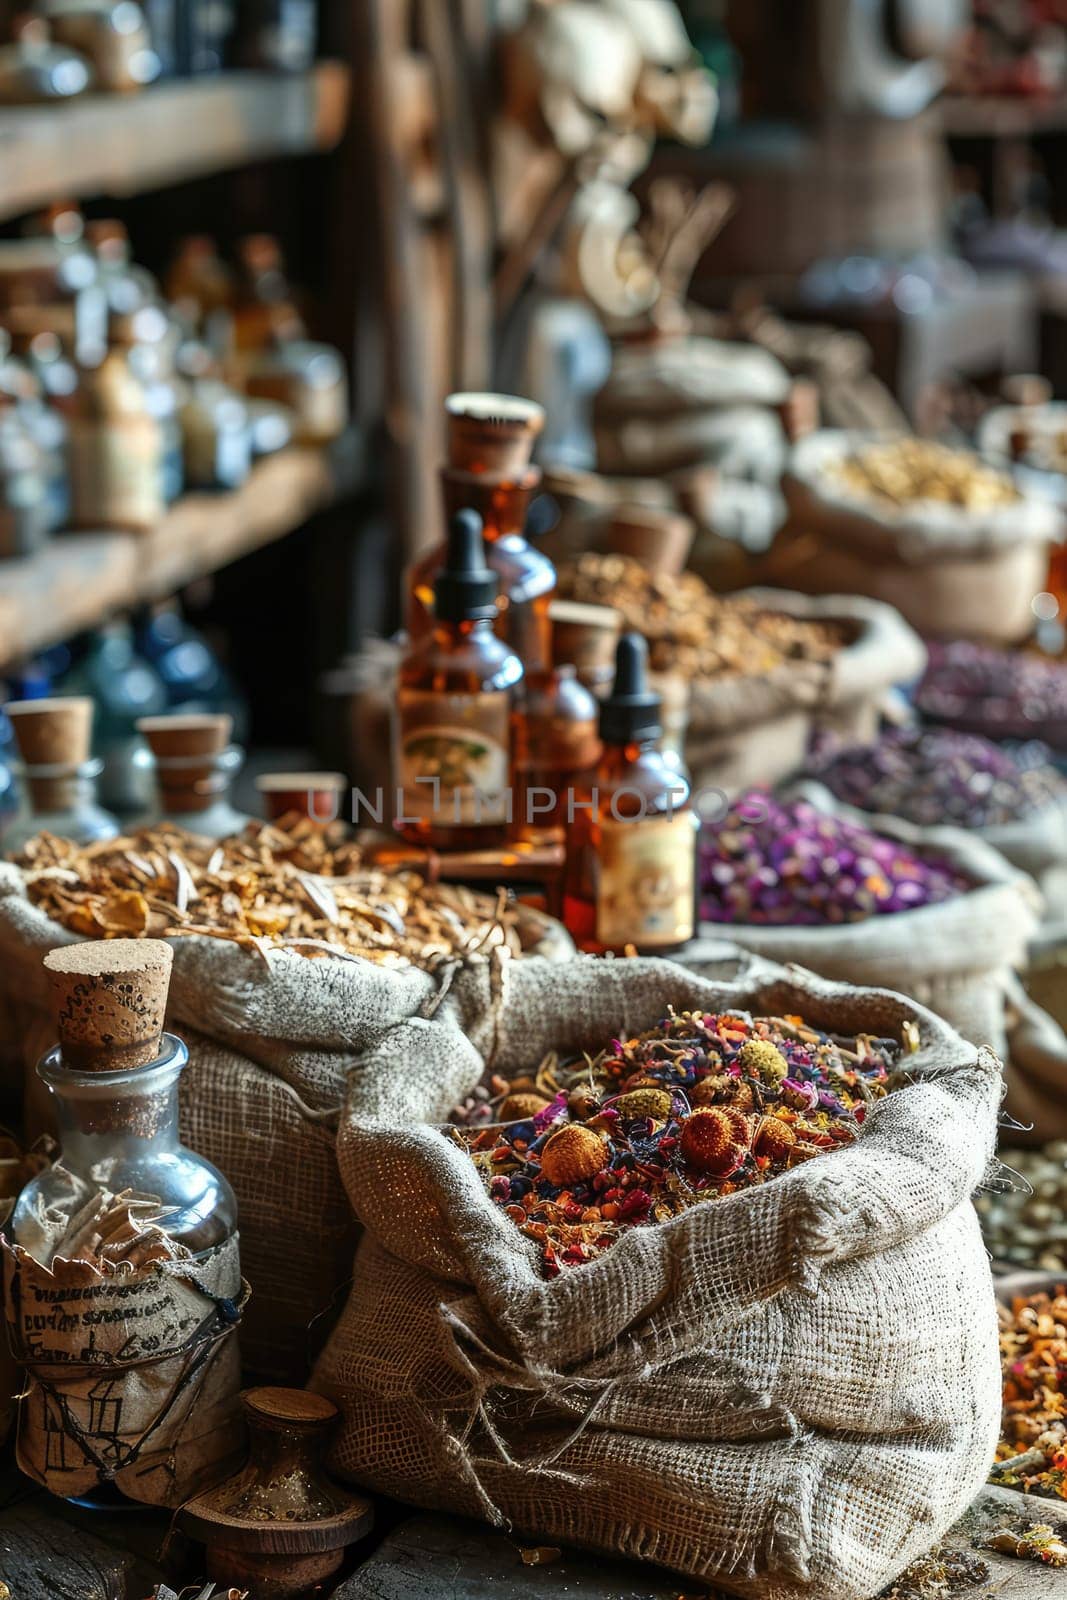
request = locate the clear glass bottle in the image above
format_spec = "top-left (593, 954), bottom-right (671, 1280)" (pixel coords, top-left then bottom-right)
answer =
top-left (137, 712), bottom-right (249, 838)
top-left (241, 339), bottom-right (347, 444)
top-left (7, 939), bottom-right (241, 1511)
top-left (2, 757), bottom-right (118, 854)
top-left (13, 1030), bottom-right (236, 1256)
top-left (564, 633), bottom-right (696, 955)
top-left (395, 510), bottom-right (524, 851)
top-left (1, 695), bottom-right (118, 853)
top-left (180, 379), bottom-right (253, 490)
top-left (65, 347), bottom-right (167, 533)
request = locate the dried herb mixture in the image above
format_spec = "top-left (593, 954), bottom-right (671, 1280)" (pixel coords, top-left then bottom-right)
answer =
top-left (555, 552), bottom-right (842, 680)
top-left (16, 821), bottom-right (532, 968)
top-left (995, 1287), bottom-right (1067, 1502)
top-left (453, 1007), bottom-right (909, 1277)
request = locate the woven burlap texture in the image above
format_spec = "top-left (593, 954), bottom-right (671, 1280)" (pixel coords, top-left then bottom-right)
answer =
top-left (0, 863), bottom-right (518, 1381)
top-left (314, 953), bottom-right (1003, 1600)
top-left (688, 785), bottom-right (1041, 1057)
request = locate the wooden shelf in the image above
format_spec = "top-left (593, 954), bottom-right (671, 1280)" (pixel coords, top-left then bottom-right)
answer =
top-left (0, 62), bottom-right (349, 221)
top-left (0, 437), bottom-right (360, 667)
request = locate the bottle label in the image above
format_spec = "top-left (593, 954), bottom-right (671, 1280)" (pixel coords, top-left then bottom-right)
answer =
top-left (595, 810), bottom-right (696, 949)
top-left (397, 690), bottom-right (511, 825)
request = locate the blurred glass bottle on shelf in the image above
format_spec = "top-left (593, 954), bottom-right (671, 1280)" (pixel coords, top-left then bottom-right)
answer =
top-left (58, 621), bottom-right (168, 813)
top-left (232, 0), bottom-right (315, 70)
top-left (240, 338), bottom-right (346, 445)
top-left (165, 236), bottom-right (236, 327)
top-left (179, 379), bottom-right (252, 490)
top-left (64, 344), bottom-right (168, 532)
top-left (0, 16), bottom-right (91, 102)
top-left (232, 234), bottom-right (305, 351)
top-left (147, 0), bottom-right (234, 74)
top-left (43, 1), bottom-right (160, 92)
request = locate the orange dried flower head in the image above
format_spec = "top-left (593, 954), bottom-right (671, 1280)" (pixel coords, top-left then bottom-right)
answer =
top-left (680, 1109), bottom-right (745, 1176)
top-left (754, 1116), bottom-right (797, 1162)
top-left (615, 1088), bottom-right (673, 1122)
top-left (738, 1039), bottom-right (788, 1083)
top-left (540, 1124), bottom-right (609, 1187)
top-left (500, 1092), bottom-right (552, 1122)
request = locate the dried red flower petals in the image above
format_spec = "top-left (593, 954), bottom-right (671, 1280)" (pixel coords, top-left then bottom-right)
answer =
top-left (453, 1006), bottom-right (902, 1276)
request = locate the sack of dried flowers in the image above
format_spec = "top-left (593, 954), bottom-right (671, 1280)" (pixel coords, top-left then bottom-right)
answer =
top-left (313, 952), bottom-right (1003, 1600)
top-left (682, 589), bottom-right (926, 793)
top-left (688, 783), bottom-right (1041, 1058)
top-left (0, 853), bottom-right (565, 1382)
top-left (779, 430), bottom-right (1062, 643)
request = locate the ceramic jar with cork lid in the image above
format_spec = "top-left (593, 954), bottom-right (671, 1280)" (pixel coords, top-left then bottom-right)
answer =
top-left (255, 771), bottom-right (347, 826)
top-left (136, 712), bottom-right (249, 839)
top-left (1, 696), bottom-right (118, 854)
top-left (4, 939), bottom-right (244, 1508)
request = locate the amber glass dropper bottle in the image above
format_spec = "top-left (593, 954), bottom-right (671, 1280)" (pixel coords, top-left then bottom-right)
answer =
top-left (564, 632), bottom-right (696, 954)
top-left (405, 393), bottom-right (555, 679)
top-left (396, 509), bottom-right (525, 851)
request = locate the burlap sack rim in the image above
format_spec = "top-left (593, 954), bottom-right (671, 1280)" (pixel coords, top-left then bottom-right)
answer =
top-left (784, 428), bottom-right (1062, 560)
top-left (694, 784), bottom-right (1041, 976)
top-left (596, 334), bottom-right (792, 416)
top-left (341, 957), bottom-right (1000, 1334)
top-left (686, 589), bottom-right (926, 734)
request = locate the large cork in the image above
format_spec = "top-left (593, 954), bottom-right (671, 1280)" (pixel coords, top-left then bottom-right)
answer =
top-left (445, 391), bottom-right (544, 476)
top-left (137, 713), bottom-right (232, 814)
top-left (43, 938), bottom-right (173, 1072)
top-left (6, 698), bottom-right (92, 768)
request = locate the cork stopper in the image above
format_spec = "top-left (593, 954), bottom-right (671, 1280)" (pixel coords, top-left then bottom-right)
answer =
top-left (137, 713), bottom-right (233, 815)
top-left (6, 698), bottom-right (92, 768)
top-left (136, 713), bottom-right (232, 760)
top-left (599, 506), bottom-right (694, 577)
top-left (445, 391), bottom-right (544, 476)
top-left (549, 599), bottom-right (623, 682)
top-left (255, 771), bottom-right (346, 823)
top-left (243, 1387), bottom-right (338, 1433)
top-left (43, 938), bottom-right (174, 1072)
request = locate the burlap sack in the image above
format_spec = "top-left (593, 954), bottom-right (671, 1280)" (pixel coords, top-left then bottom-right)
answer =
top-left (2, 1233), bottom-right (242, 1506)
top-left (688, 784), bottom-right (1041, 1054)
top-left (0, 863), bottom-right (565, 1382)
top-left (1001, 974), bottom-right (1067, 1146)
top-left (313, 951), bottom-right (1002, 1600)
top-left (684, 591), bottom-right (926, 794)
top-left (779, 430), bottom-right (1062, 642)
top-left (593, 336), bottom-right (791, 482)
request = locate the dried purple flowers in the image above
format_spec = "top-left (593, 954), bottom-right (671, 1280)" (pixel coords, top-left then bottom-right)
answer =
top-left (804, 726), bottom-right (1065, 830)
top-left (917, 640), bottom-right (1067, 752)
top-left (699, 792), bottom-right (969, 926)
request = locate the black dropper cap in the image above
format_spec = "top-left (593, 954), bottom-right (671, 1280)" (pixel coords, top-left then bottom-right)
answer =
top-left (599, 632), bottom-right (662, 745)
top-left (433, 509), bottom-right (498, 623)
